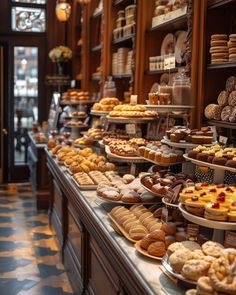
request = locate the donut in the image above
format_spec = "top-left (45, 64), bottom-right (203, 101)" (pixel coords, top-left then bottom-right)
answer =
top-left (228, 90), bottom-right (236, 106)
top-left (221, 105), bottom-right (233, 121)
top-left (217, 90), bottom-right (229, 106)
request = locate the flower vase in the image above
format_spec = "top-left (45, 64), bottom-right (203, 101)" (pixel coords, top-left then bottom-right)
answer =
top-left (56, 61), bottom-right (64, 76)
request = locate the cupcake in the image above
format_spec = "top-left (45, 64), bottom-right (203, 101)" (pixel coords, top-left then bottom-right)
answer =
top-left (169, 152), bottom-right (177, 163)
top-left (144, 148), bottom-right (151, 158)
top-left (154, 151), bottom-right (162, 163)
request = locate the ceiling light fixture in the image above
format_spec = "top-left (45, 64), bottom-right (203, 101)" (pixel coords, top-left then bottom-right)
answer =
top-left (55, 0), bottom-right (71, 22)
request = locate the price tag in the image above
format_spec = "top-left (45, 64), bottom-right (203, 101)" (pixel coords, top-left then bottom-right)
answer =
top-left (164, 55), bottom-right (175, 70)
top-left (187, 224), bottom-right (199, 241)
top-left (225, 231), bottom-right (236, 248)
top-left (219, 135), bottom-right (228, 145)
top-left (126, 124), bottom-right (136, 135)
top-left (161, 207), bottom-right (168, 223)
top-left (130, 95), bottom-right (138, 105)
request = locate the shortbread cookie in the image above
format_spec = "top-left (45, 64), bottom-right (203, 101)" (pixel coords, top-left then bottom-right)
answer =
top-left (202, 241), bottom-right (224, 258)
top-left (182, 259), bottom-right (210, 281)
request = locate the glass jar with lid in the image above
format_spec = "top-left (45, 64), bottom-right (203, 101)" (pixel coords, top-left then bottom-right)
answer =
top-left (172, 68), bottom-right (191, 105)
top-left (103, 76), bottom-right (117, 98)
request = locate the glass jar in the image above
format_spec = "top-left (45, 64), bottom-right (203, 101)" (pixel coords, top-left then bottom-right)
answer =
top-left (172, 68), bottom-right (191, 105)
top-left (103, 76), bottom-right (117, 98)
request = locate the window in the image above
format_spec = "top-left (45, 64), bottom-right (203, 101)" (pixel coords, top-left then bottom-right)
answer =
top-left (12, 0), bottom-right (46, 4)
top-left (12, 6), bottom-right (46, 32)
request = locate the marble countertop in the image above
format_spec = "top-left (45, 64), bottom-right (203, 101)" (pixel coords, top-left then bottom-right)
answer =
top-left (57, 164), bottom-right (186, 295)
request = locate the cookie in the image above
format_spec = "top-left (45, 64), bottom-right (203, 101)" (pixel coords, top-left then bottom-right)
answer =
top-left (181, 241), bottom-right (201, 251)
top-left (211, 59), bottom-right (228, 64)
top-left (211, 53), bottom-right (228, 59)
top-left (228, 90), bottom-right (236, 106)
top-left (225, 76), bottom-right (236, 92)
top-left (229, 48), bottom-right (236, 54)
top-left (229, 106), bottom-right (236, 122)
top-left (210, 46), bottom-right (228, 53)
top-left (217, 90), bottom-right (229, 106)
top-left (169, 248), bottom-right (193, 273)
top-left (228, 41), bottom-right (236, 48)
top-left (211, 40), bottom-right (227, 47)
top-left (229, 53), bottom-right (236, 61)
top-left (221, 105), bottom-right (233, 121)
top-left (182, 259), bottom-right (211, 281)
top-left (202, 241), bottom-right (224, 258)
top-left (211, 34), bottom-right (228, 40)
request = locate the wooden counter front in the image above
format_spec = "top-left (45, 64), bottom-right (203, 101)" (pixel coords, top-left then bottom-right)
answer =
top-left (46, 150), bottom-right (184, 295)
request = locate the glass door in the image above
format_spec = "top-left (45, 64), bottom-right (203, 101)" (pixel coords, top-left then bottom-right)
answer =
top-left (13, 46), bottom-right (38, 165)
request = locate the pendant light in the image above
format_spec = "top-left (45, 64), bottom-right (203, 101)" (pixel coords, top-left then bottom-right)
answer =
top-left (55, 0), bottom-right (71, 22)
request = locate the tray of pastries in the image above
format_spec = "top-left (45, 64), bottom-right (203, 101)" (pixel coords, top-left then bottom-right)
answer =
top-left (68, 111), bottom-right (87, 119)
top-left (84, 128), bottom-right (104, 141)
top-left (135, 222), bottom-right (188, 260)
top-left (179, 182), bottom-right (236, 225)
top-left (73, 137), bottom-right (93, 147)
top-left (164, 126), bottom-right (215, 146)
top-left (105, 138), bottom-right (148, 159)
top-left (61, 89), bottom-right (90, 103)
top-left (138, 142), bottom-right (184, 166)
top-left (97, 174), bottom-right (163, 204)
top-left (140, 171), bottom-right (193, 198)
top-left (72, 171), bottom-right (114, 190)
top-left (107, 104), bottom-right (157, 121)
top-left (108, 204), bottom-right (163, 243)
top-left (65, 120), bottom-right (88, 128)
top-left (92, 97), bottom-right (120, 114)
top-left (186, 247), bottom-right (236, 295)
top-left (186, 144), bottom-right (236, 171)
top-left (162, 240), bottom-right (231, 286)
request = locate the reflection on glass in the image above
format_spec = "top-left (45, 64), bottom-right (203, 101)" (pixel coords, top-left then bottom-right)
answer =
top-left (12, 6), bottom-right (46, 32)
top-left (14, 47), bottom-right (38, 164)
top-left (12, 0), bottom-right (46, 4)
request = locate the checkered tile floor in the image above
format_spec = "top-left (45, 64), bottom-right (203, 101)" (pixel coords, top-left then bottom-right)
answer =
top-left (0, 184), bottom-right (74, 295)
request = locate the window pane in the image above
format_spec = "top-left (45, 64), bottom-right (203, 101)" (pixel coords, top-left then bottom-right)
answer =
top-left (12, 0), bottom-right (46, 4)
top-left (12, 6), bottom-right (46, 32)
top-left (14, 47), bottom-right (38, 164)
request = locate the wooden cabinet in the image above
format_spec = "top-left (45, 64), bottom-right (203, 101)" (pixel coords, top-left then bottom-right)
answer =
top-left (52, 179), bottom-right (64, 245)
top-left (86, 237), bottom-right (122, 295)
top-left (197, 0), bottom-right (236, 134)
top-left (27, 133), bottom-right (50, 210)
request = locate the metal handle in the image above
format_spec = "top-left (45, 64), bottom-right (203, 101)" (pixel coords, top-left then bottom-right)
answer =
top-left (2, 128), bottom-right (7, 135)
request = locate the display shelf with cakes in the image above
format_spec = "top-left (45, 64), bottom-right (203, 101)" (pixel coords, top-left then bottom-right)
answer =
top-left (185, 144), bottom-right (236, 183)
top-left (106, 104), bottom-right (158, 123)
top-left (97, 174), bottom-right (164, 204)
top-left (137, 142), bottom-right (185, 167)
top-left (161, 126), bottom-right (217, 150)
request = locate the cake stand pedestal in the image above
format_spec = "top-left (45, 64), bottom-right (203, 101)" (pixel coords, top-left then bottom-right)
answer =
top-left (179, 204), bottom-right (236, 243)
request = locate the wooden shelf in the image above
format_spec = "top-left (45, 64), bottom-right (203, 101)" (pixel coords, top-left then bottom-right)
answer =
top-left (112, 74), bottom-right (132, 78)
top-left (91, 10), bottom-right (102, 19)
top-left (113, 0), bottom-right (134, 6)
top-left (207, 62), bottom-right (236, 70)
top-left (208, 0), bottom-right (236, 9)
top-left (113, 34), bottom-right (134, 45)
top-left (149, 14), bottom-right (187, 32)
top-left (91, 44), bottom-right (102, 52)
top-left (146, 68), bottom-right (179, 75)
top-left (207, 120), bottom-right (236, 129)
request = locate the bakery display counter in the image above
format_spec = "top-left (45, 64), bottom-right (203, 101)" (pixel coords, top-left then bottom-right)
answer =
top-left (45, 149), bottom-right (184, 295)
top-left (27, 132), bottom-right (50, 210)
